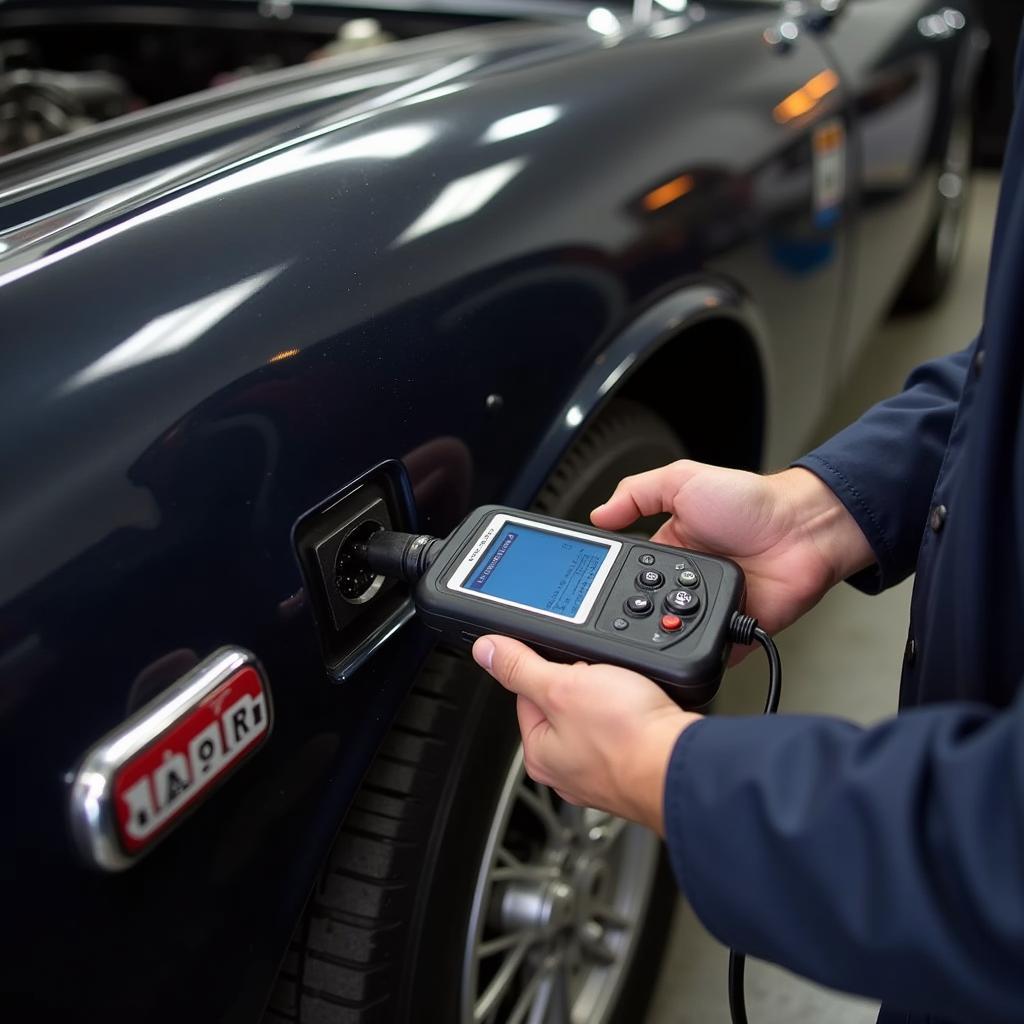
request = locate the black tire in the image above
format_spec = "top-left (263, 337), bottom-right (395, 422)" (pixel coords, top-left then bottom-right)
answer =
top-left (894, 106), bottom-right (973, 313)
top-left (266, 399), bottom-right (686, 1024)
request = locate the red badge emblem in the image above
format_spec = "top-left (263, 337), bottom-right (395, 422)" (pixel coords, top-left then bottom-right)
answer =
top-left (71, 648), bottom-right (272, 871)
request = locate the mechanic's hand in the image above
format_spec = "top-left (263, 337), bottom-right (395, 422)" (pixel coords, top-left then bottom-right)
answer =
top-left (592, 461), bottom-right (874, 658)
top-left (472, 635), bottom-right (697, 835)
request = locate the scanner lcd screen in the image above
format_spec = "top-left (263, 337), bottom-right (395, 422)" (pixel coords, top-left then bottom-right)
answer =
top-left (464, 523), bottom-right (611, 618)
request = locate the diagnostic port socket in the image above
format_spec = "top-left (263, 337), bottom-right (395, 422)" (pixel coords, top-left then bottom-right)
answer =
top-left (293, 461), bottom-right (417, 675)
top-left (335, 520), bottom-right (386, 604)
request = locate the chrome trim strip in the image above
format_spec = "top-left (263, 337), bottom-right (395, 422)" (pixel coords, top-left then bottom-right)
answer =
top-left (69, 646), bottom-right (271, 872)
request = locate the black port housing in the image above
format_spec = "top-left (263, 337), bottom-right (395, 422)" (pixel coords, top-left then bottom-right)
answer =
top-left (293, 461), bottom-right (418, 676)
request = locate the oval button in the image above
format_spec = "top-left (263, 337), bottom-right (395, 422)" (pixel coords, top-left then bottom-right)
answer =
top-left (664, 589), bottom-right (700, 616)
top-left (624, 595), bottom-right (654, 618)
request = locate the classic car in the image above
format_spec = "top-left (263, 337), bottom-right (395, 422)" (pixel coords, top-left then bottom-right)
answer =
top-left (0, 1), bottom-right (984, 1021)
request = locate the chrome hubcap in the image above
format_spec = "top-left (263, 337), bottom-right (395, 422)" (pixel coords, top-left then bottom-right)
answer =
top-left (462, 748), bottom-right (660, 1024)
top-left (498, 878), bottom-right (576, 933)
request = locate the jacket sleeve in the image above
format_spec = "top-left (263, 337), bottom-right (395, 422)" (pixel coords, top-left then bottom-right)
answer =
top-left (665, 698), bottom-right (1024, 1024)
top-left (793, 343), bottom-right (974, 593)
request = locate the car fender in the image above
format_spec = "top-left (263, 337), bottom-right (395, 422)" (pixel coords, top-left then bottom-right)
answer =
top-left (509, 275), bottom-right (772, 506)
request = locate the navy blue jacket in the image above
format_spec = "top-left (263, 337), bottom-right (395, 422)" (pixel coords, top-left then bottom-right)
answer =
top-left (664, 43), bottom-right (1024, 1024)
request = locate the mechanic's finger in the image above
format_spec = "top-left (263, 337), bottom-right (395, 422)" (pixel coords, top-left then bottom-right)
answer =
top-left (473, 635), bottom-right (568, 707)
top-left (590, 463), bottom-right (686, 530)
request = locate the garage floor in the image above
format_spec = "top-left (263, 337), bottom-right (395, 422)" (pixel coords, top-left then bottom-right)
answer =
top-left (647, 171), bottom-right (1002, 1024)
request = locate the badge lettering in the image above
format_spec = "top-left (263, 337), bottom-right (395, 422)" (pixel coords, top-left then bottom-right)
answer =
top-left (188, 721), bottom-right (226, 781)
top-left (111, 665), bottom-right (270, 851)
top-left (121, 776), bottom-right (158, 841)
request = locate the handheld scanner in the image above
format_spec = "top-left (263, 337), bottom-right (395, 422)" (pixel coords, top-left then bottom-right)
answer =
top-left (362, 506), bottom-right (746, 709)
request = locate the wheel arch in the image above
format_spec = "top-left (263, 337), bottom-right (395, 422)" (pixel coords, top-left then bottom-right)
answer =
top-left (617, 314), bottom-right (766, 473)
top-left (508, 279), bottom-right (770, 507)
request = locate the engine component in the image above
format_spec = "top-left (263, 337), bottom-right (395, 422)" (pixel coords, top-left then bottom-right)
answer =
top-left (0, 64), bottom-right (131, 154)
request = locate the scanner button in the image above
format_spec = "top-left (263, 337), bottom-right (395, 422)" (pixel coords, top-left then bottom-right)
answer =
top-left (661, 614), bottom-right (682, 632)
top-left (665, 589), bottom-right (700, 615)
top-left (636, 569), bottom-right (665, 590)
top-left (677, 569), bottom-right (700, 588)
top-left (624, 595), bottom-right (654, 617)
top-left (613, 617), bottom-right (630, 631)
top-left (638, 553), bottom-right (656, 566)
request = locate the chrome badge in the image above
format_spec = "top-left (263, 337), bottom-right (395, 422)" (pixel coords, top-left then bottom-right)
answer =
top-left (70, 647), bottom-right (272, 871)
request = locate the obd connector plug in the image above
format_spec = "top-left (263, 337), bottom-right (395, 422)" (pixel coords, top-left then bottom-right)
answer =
top-left (354, 530), bottom-right (443, 584)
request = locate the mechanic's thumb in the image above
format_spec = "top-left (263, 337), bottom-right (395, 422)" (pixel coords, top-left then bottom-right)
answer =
top-left (472, 635), bottom-right (565, 709)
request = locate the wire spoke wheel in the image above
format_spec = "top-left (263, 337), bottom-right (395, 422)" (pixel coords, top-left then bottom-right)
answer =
top-left (462, 748), bottom-right (660, 1024)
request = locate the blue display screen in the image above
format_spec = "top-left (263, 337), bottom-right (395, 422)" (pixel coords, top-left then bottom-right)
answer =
top-left (466, 523), bottom-right (610, 617)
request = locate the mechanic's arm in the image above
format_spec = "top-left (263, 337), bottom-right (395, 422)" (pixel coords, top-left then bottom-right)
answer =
top-left (792, 340), bottom-right (975, 592)
top-left (473, 635), bottom-right (1024, 1023)
top-left (666, 700), bottom-right (1024, 1022)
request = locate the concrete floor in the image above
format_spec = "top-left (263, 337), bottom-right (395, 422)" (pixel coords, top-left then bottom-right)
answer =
top-left (647, 172), bottom-right (1002, 1024)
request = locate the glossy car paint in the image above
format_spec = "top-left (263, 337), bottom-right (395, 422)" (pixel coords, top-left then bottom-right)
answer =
top-left (0, 2), bottom-right (979, 1018)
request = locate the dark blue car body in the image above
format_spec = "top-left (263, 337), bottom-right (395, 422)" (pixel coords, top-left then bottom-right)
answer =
top-left (0, 1), bottom-right (983, 1018)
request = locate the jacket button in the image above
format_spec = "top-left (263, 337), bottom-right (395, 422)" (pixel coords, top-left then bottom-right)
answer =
top-left (905, 637), bottom-right (916, 666)
top-left (929, 504), bottom-right (947, 532)
top-left (974, 348), bottom-right (985, 377)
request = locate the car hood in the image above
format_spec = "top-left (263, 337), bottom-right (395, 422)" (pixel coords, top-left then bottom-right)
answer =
top-left (0, 20), bottom-right (608, 263)
top-left (0, 4), bottom-right (746, 272)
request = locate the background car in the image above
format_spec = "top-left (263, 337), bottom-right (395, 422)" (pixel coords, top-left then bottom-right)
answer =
top-left (0, 2), bottom-right (984, 1022)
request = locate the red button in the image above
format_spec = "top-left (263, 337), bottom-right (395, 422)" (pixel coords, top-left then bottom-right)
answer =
top-left (660, 614), bottom-right (682, 632)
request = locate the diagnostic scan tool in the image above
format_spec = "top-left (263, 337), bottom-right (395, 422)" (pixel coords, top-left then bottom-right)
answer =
top-left (359, 505), bottom-right (746, 708)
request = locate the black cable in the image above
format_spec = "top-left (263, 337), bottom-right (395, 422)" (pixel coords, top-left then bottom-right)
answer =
top-left (728, 948), bottom-right (749, 1024)
top-left (725, 616), bottom-right (783, 1024)
top-left (753, 626), bottom-right (782, 715)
